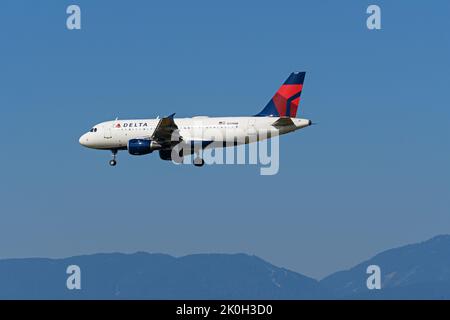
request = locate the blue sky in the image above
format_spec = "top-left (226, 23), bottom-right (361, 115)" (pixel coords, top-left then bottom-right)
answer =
top-left (0, 0), bottom-right (449, 279)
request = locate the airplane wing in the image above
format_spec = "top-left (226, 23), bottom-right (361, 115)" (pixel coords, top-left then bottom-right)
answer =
top-left (151, 113), bottom-right (182, 147)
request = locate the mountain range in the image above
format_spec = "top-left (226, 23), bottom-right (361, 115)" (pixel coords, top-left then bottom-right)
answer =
top-left (0, 235), bottom-right (449, 299)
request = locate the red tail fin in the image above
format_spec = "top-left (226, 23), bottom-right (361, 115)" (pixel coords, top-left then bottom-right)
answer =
top-left (256, 72), bottom-right (306, 117)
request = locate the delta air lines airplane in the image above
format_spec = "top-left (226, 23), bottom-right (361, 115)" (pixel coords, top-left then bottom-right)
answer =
top-left (79, 72), bottom-right (312, 167)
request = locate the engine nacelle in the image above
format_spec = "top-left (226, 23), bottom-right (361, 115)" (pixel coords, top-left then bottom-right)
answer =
top-left (128, 139), bottom-right (161, 155)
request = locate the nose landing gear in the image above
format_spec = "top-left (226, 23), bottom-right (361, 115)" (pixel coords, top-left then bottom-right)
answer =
top-left (109, 150), bottom-right (118, 166)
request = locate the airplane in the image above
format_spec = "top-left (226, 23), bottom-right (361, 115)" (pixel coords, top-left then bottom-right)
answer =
top-left (79, 72), bottom-right (312, 167)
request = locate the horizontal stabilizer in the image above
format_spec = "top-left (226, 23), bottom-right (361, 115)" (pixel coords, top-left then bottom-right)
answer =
top-left (272, 117), bottom-right (295, 129)
top-left (271, 117), bottom-right (298, 134)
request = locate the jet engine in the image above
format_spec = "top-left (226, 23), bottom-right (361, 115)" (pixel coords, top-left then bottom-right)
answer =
top-left (127, 139), bottom-right (161, 155)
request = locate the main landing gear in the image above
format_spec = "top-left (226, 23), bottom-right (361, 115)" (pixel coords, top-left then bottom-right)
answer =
top-left (193, 158), bottom-right (205, 167)
top-left (193, 155), bottom-right (205, 167)
top-left (109, 150), bottom-right (118, 166)
top-left (192, 148), bottom-right (205, 167)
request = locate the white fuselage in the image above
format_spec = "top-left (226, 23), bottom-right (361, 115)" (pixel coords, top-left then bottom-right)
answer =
top-left (79, 116), bottom-right (311, 150)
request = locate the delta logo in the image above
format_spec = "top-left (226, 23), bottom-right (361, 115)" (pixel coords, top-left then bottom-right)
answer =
top-left (115, 122), bottom-right (149, 128)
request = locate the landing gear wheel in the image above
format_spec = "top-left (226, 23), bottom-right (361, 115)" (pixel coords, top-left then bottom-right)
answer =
top-left (109, 150), bottom-right (118, 166)
top-left (193, 157), bottom-right (205, 167)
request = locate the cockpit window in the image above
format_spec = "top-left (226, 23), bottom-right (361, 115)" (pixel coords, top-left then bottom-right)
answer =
top-left (89, 128), bottom-right (98, 133)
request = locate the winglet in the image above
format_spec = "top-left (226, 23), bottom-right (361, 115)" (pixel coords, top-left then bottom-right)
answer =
top-left (167, 113), bottom-right (176, 119)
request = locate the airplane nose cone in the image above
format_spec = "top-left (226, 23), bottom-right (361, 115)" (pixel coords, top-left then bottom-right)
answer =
top-left (79, 134), bottom-right (88, 146)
